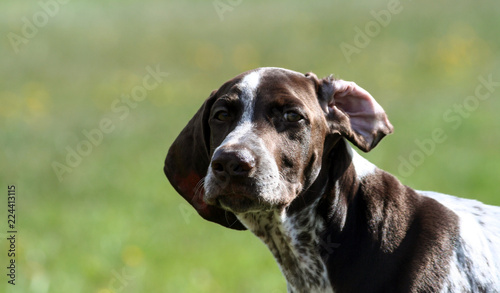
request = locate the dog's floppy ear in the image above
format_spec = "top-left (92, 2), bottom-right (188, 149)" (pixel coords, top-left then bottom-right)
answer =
top-left (307, 73), bottom-right (393, 152)
top-left (164, 91), bottom-right (246, 230)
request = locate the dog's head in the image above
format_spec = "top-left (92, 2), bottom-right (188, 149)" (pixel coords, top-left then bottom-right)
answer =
top-left (164, 68), bottom-right (393, 230)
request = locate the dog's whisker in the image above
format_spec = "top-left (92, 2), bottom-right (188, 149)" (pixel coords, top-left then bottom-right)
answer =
top-left (194, 177), bottom-right (205, 198)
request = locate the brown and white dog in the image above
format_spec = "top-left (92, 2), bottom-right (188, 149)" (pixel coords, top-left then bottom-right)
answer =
top-left (164, 67), bottom-right (500, 292)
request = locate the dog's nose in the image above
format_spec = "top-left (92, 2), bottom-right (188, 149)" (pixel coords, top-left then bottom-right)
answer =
top-left (211, 148), bottom-right (256, 181)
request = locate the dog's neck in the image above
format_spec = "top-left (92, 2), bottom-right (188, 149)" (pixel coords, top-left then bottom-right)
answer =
top-left (237, 199), bottom-right (334, 293)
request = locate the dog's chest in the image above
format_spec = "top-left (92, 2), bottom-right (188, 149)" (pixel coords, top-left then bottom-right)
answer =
top-left (238, 207), bottom-right (334, 293)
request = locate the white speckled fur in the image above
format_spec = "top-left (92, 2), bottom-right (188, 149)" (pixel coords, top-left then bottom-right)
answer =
top-left (420, 191), bottom-right (500, 292)
top-left (237, 199), bottom-right (334, 293)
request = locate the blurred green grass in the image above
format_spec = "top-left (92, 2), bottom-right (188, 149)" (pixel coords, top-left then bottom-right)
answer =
top-left (1, 0), bottom-right (499, 292)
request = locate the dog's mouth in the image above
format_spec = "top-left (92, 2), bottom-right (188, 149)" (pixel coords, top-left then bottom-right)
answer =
top-left (216, 193), bottom-right (264, 213)
top-left (205, 186), bottom-right (274, 213)
top-left (204, 176), bottom-right (290, 213)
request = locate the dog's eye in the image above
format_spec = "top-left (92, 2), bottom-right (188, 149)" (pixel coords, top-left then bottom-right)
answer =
top-left (284, 111), bottom-right (303, 122)
top-left (214, 110), bottom-right (231, 121)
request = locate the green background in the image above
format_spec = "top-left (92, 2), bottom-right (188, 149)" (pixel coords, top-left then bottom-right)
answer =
top-left (1, 0), bottom-right (499, 292)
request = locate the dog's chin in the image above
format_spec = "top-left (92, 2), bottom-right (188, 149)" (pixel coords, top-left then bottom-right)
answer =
top-left (211, 194), bottom-right (272, 214)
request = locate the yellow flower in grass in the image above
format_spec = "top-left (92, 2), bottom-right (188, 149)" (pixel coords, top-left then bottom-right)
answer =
top-left (121, 245), bottom-right (144, 267)
top-left (435, 23), bottom-right (492, 75)
top-left (24, 82), bottom-right (50, 118)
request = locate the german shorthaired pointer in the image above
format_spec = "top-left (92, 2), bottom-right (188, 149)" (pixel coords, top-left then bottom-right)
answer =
top-left (164, 67), bottom-right (500, 292)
